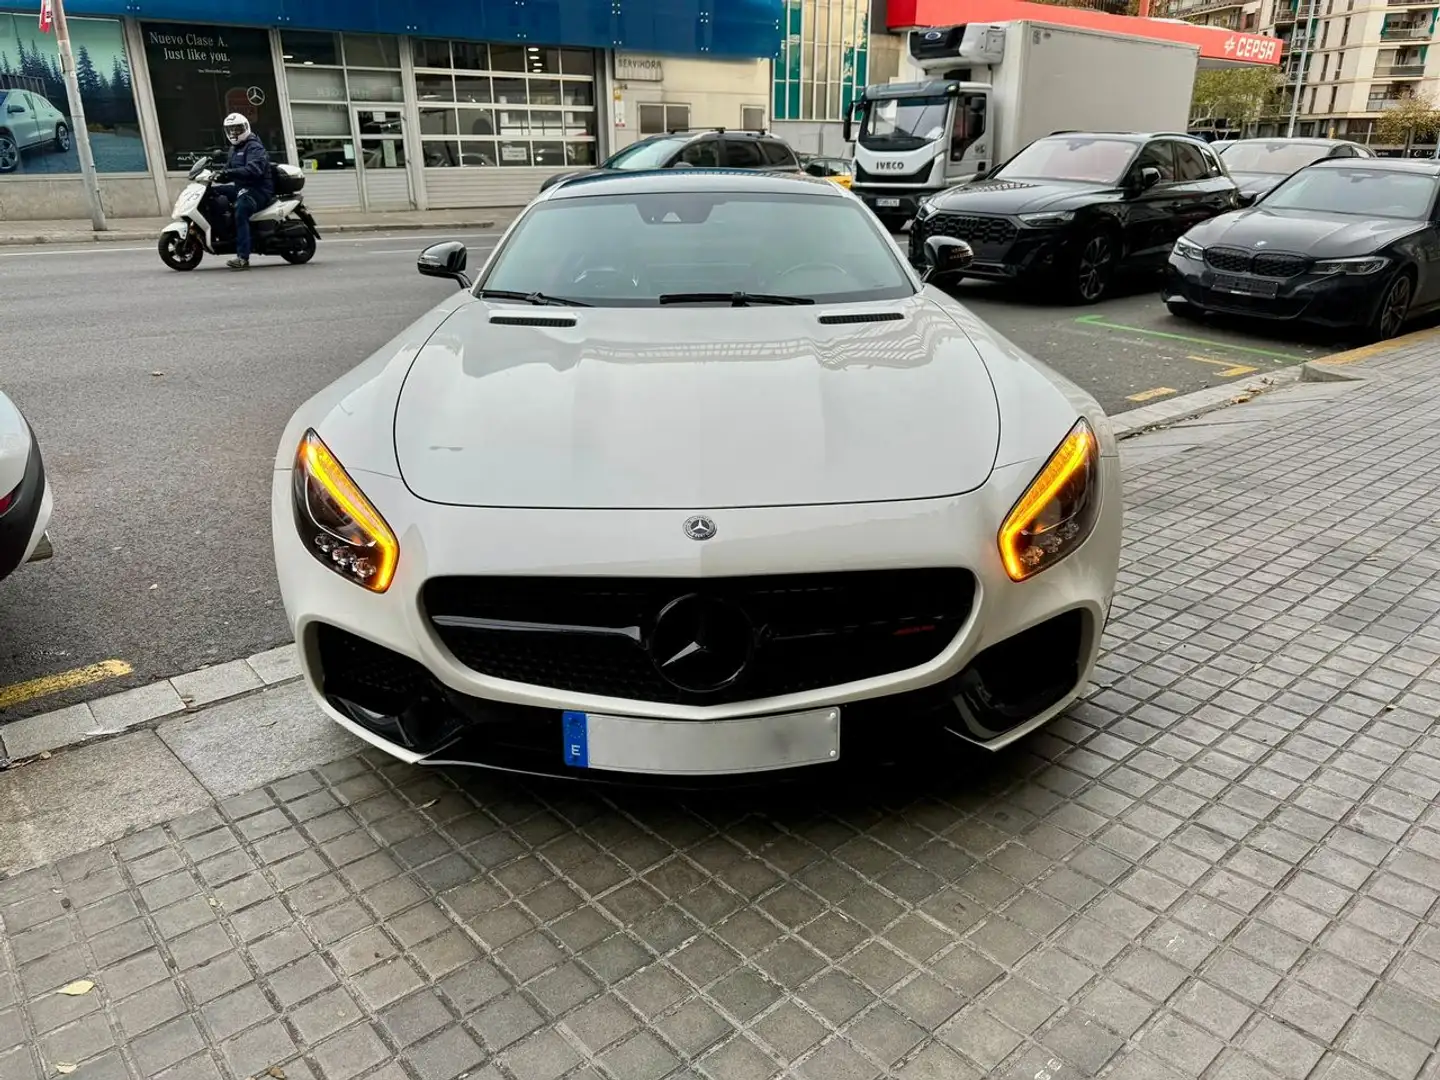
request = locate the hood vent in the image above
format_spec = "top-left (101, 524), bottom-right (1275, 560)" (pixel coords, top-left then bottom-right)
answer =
top-left (818, 311), bottom-right (905, 325)
top-left (488, 314), bottom-right (578, 328)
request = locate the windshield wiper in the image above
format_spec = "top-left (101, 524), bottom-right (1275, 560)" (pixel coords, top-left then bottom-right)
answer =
top-left (658, 291), bottom-right (814, 307)
top-left (476, 288), bottom-right (592, 307)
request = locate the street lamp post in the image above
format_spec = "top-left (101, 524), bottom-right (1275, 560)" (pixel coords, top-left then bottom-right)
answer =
top-left (49, 0), bottom-right (108, 230)
top-left (1285, 1), bottom-right (1318, 137)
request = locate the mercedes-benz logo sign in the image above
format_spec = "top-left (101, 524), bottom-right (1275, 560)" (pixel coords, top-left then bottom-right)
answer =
top-left (246, 86), bottom-right (266, 107)
top-left (648, 594), bottom-right (754, 694)
top-left (683, 515), bottom-right (717, 541)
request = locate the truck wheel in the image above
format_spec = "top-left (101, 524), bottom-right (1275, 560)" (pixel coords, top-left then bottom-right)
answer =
top-left (1062, 229), bottom-right (1117, 304)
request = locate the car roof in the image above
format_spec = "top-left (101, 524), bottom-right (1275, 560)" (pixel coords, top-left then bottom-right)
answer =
top-left (1307, 157), bottom-right (1440, 175)
top-left (632, 128), bottom-right (779, 144)
top-left (1223, 137), bottom-right (1358, 147)
top-left (544, 168), bottom-right (845, 200)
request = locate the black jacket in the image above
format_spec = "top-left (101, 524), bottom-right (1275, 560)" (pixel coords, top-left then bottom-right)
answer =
top-left (226, 134), bottom-right (274, 201)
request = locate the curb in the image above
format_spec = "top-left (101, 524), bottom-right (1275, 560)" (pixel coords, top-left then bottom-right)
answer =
top-left (0, 218), bottom-right (496, 247)
top-left (0, 645), bottom-right (303, 767)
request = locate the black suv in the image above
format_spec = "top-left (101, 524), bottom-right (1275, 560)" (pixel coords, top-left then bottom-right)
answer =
top-left (910, 131), bottom-right (1241, 302)
top-left (539, 129), bottom-right (802, 192)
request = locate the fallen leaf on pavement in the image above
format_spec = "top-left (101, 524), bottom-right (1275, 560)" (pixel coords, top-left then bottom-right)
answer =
top-left (55, 1064), bottom-right (78, 1075)
top-left (267, 1067), bottom-right (287, 1079)
top-left (39, 752), bottom-right (51, 760)
top-left (57, 980), bottom-right (94, 996)
top-left (151, 371), bottom-right (165, 377)
top-left (1231, 395), bottom-right (1251, 404)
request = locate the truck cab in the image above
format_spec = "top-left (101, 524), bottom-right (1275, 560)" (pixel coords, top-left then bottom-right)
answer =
top-left (847, 25), bottom-right (1001, 229)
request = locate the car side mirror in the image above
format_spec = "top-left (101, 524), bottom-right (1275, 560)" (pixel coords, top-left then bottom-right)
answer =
top-left (1236, 190), bottom-right (1258, 208)
top-left (417, 241), bottom-right (471, 289)
top-left (1136, 166), bottom-right (1162, 192)
top-left (922, 236), bottom-right (974, 281)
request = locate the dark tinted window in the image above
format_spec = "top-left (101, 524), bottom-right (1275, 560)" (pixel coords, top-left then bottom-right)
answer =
top-left (1199, 144), bottom-right (1225, 177)
top-left (1265, 166), bottom-right (1438, 219)
top-left (1133, 141), bottom-right (1177, 182)
top-left (679, 139), bottom-right (720, 167)
top-left (1173, 141), bottom-right (1210, 181)
top-left (761, 141), bottom-right (796, 167)
top-left (723, 140), bottom-right (764, 168)
top-left (1219, 140), bottom-right (1337, 174)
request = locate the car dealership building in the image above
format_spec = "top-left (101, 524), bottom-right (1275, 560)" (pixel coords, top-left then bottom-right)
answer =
top-left (0, 0), bottom-right (785, 219)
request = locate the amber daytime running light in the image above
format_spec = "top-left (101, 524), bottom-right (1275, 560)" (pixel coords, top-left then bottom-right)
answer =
top-left (999, 419), bottom-right (1100, 582)
top-left (293, 430), bottom-right (399, 592)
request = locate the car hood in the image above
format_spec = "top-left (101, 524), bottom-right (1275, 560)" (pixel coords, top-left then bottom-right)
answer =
top-left (1189, 206), bottom-right (1422, 256)
top-left (393, 297), bottom-right (1001, 509)
top-left (1227, 171), bottom-right (1283, 197)
top-left (931, 177), bottom-right (1111, 215)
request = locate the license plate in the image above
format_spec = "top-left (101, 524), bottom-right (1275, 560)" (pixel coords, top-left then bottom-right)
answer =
top-left (562, 708), bottom-right (840, 775)
top-left (1212, 273), bottom-right (1278, 298)
top-left (876, 198), bottom-right (901, 208)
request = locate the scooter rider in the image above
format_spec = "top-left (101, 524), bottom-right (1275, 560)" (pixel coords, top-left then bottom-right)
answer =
top-left (211, 113), bottom-right (274, 271)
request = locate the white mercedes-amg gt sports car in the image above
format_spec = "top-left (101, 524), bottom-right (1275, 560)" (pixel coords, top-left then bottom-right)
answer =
top-left (0, 390), bottom-right (53, 584)
top-left (272, 170), bottom-right (1122, 781)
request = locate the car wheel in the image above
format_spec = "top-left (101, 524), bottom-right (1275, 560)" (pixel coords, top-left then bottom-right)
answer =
top-left (1064, 230), bottom-right (1117, 304)
top-left (1368, 271), bottom-right (1413, 342)
top-left (282, 230), bottom-right (318, 265)
top-left (54, 123), bottom-right (70, 152)
top-left (158, 232), bottom-right (204, 271)
top-left (0, 132), bottom-right (18, 174)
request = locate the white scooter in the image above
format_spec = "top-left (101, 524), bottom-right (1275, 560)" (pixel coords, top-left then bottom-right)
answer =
top-left (158, 154), bottom-right (321, 271)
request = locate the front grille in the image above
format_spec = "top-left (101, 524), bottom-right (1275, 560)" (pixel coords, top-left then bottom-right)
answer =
top-left (1252, 252), bottom-right (1311, 278)
top-left (423, 570), bottom-right (975, 706)
top-left (1205, 246), bottom-right (1252, 273)
top-left (926, 212), bottom-right (1018, 246)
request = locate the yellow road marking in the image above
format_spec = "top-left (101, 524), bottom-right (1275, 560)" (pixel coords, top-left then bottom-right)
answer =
top-left (0, 660), bottom-right (133, 710)
top-left (1127, 386), bottom-right (1178, 402)
top-left (1188, 355), bottom-right (1258, 377)
top-left (1312, 326), bottom-right (1440, 366)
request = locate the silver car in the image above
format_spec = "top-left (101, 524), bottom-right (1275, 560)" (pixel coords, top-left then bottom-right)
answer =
top-left (0, 88), bottom-right (71, 173)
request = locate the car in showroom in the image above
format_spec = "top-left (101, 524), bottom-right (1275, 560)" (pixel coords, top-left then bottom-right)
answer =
top-left (271, 169), bottom-right (1122, 782)
top-left (1215, 136), bottom-right (1374, 202)
top-left (537, 128), bottom-right (801, 192)
top-left (0, 390), bottom-right (53, 583)
top-left (0, 89), bottom-right (71, 174)
top-left (910, 131), bottom-right (1241, 302)
top-left (1165, 157), bottom-right (1440, 340)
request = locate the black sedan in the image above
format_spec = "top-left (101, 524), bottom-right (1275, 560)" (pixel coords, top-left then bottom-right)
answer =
top-left (1216, 137), bottom-right (1374, 202)
top-left (910, 132), bottom-right (1240, 302)
top-left (1164, 158), bottom-right (1440, 341)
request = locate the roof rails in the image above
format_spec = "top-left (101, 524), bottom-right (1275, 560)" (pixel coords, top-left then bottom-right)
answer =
top-left (666, 126), bottom-right (771, 136)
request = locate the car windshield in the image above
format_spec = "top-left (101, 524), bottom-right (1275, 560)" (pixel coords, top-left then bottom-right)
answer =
top-left (1262, 166), bottom-right (1438, 219)
top-left (993, 137), bottom-right (1137, 184)
top-left (602, 137), bottom-right (689, 171)
top-left (481, 190), bottom-right (915, 306)
top-left (1219, 141), bottom-right (1337, 174)
top-left (859, 96), bottom-right (950, 150)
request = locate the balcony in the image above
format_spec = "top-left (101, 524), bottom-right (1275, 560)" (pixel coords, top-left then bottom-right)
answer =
top-left (1380, 23), bottom-right (1431, 38)
top-left (1375, 62), bottom-right (1428, 75)
top-left (1172, 0), bottom-right (1245, 13)
top-left (1272, 1), bottom-right (1321, 23)
top-left (1368, 95), bottom-right (1413, 109)
top-left (1388, 0), bottom-right (1438, 8)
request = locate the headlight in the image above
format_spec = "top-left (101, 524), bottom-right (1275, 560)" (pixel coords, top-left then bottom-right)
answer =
top-left (292, 430), bottom-right (399, 592)
top-left (1312, 256), bottom-right (1388, 276)
top-left (999, 419), bottom-right (1100, 582)
top-left (1018, 211), bottom-right (1074, 227)
top-left (1173, 236), bottom-right (1205, 261)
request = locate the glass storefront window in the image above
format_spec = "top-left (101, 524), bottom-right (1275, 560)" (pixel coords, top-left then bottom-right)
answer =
top-left (292, 103), bottom-right (349, 137)
top-left (565, 111), bottom-right (596, 138)
top-left (281, 30), bottom-right (339, 66)
top-left (566, 143), bottom-right (596, 166)
top-left (297, 137), bottom-right (353, 170)
top-left (453, 42), bottom-right (488, 70)
top-left (347, 70), bottom-right (403, 104)
top-left (462, 139), bottom-right (498, 166)
top-left (287, 66), bottom-right (346, 102)
top-left (458, 110), bottom-right (495, 137)
top-left (528, 80), bottom-right (562, 107)
top-left (454, 76), bottom-right (492, 104)
top-left (415, 74), bottom-right (454, 102)
top-left (414, 39), bottom-right (451, 69)
top-left (493, 78), bottom-right (527, 105)
top-left (526, 47), bottom-right (561, 75)
top-left (343, 35), bottom-right (399, 69)
top-left (419, 108), bottom-right (457, 136)
top-left (561, 49), bottom-right (594, 76)
top-left (489, 45), bottom-right (527, 72)
top-left (499, 141), bottom-right (531, 165)
top-left (563, 82), bottom-right (594, 107)
top-left (533, 142), bottom-right (565, 166)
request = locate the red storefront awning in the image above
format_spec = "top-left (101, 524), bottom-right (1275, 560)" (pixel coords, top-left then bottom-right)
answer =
top-left (886, 0), bottom-right (1283, 65)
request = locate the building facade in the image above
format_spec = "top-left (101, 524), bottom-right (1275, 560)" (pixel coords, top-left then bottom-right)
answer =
top-left (0, 0), bottom-right (782, 220)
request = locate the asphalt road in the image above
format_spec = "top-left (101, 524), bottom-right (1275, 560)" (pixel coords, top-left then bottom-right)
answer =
top-left (0, 231), bottom-right (1343, 721)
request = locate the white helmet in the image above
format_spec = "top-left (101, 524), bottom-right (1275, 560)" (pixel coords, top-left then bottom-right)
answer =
top-left (223, 113), bottom-right (251, 145)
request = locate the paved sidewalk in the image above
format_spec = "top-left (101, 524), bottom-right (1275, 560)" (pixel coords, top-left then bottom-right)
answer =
top-left (0, 208), bottom-right (522, 246)
top-left (0, 342), bottom-right (1438, 1080)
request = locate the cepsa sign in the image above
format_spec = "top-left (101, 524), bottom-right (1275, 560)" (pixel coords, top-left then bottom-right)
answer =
top-left (1223, 34), bottom-right (1282, 63)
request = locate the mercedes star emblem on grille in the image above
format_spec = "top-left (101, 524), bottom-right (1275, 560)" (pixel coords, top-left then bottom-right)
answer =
top-left (648, 594), bottom-right (754, 693)
top-left (683, 515), bottom-right (717, 541)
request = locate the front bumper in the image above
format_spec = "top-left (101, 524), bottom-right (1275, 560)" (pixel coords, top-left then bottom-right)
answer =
top-left (272, 458), bottom-right (1122, 782)
top-left (909, 211), bottom-right (1070, 280)
top-left (1164, 253), bottom-right (1389, 327)
top-left (0, 426), bottom-right (53, 582)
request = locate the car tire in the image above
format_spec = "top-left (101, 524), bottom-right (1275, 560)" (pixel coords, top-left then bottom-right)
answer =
top-left (1366, 270), bottom-right (1414, 342)
top-left (1061, 229), bottom-right (1118, 304)
top-left (0, 131), bottom-right (18, 174)
top-left (54, 123), bottom-right (70, 153)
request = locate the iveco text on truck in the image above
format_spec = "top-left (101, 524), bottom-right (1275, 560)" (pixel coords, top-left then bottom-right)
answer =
top-left (845, 21), bottom-right (1201, 229)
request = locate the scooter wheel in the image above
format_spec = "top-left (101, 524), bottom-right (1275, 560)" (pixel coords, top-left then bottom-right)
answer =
top-left (282, 230), bottom-right (317, 265)
top-left (159, 232), bottom-right (204, 271)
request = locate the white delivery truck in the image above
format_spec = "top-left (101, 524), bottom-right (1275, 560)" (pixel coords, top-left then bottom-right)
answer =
top-left (845, 21), bottom-right (1201, 229)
